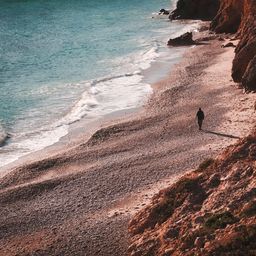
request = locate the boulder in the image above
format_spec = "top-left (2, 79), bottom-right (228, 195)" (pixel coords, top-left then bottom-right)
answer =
top-left (167, 32), bottom-right (195, 46)
top-left (210, 0), bottom-right (256, 91)
top-left (159, 9), bottom-right (170, 15)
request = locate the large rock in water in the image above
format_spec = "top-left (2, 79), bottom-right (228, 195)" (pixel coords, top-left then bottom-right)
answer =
top-left (128, 131), bottom-right (256, 255)
top-left (167, 32), bottom-right (195, 46)
top-left (170, 0), bottom-right (220, 21)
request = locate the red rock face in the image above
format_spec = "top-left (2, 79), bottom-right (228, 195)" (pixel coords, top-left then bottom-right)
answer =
top-left (210, 0), bottom-right (244, 33)
top-left (170, 0), bottom-right (220, 21)
top-left (210, 0), bottom-right (256, 90)
top-left (234, 0), bottom-right (256, 90)
top-left (172, 0), bottom-right (256, 90)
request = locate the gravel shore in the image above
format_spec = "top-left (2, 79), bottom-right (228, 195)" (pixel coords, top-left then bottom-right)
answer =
top-left (0, 35), bottom-right (255, 256)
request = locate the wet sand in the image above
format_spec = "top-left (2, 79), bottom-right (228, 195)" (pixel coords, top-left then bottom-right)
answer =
top-left (0, 35), bottom-right (255, 256)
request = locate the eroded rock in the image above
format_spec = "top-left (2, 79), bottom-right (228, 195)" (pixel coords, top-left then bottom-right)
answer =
top-left (167, 32), bottom-right (195, 46)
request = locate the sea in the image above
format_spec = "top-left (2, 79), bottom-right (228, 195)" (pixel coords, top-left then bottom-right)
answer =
top-left (0, 0), bottom-right (199, 168)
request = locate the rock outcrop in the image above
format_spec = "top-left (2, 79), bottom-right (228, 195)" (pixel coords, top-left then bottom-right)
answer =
top-left (171, 0), bottom-right (256, 90)
top-left (167, 32), bottom-right (195, 46)
top-left (169, 0), bottom-right (220, 21)
top-left (210, 0), bottom-right (243, 33)
top-left (211, 0), bottom-right (256, 90)
top-left (128, 131), bottom-right (256, 255)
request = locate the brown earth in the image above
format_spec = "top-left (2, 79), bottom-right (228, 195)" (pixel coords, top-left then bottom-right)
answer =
top-left (128, 130), bottom-right (256, 256)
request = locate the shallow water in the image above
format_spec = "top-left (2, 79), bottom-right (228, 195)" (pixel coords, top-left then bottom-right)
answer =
top-left (0, 0), bottom-right (199, 167)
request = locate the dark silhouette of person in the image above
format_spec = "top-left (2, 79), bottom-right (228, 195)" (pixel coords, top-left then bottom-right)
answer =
top-left (196, 108), bottom-right (204, 130)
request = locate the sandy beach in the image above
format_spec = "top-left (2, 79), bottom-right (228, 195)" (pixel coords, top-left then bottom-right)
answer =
top-left (0, 31), bottom-right (255, 255)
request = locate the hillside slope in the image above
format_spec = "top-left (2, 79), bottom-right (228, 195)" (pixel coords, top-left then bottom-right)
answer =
top-left (129, 131), bottom-right (256, 256)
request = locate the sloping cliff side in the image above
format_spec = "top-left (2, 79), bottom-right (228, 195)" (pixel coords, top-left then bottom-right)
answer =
top-left (171, 0), bottom-right (256, 91)
top-left (128, 131), bottom-right (256, 256)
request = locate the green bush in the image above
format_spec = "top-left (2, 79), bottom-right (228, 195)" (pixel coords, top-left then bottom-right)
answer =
top-left (204, 211), bottom-right (238, 229)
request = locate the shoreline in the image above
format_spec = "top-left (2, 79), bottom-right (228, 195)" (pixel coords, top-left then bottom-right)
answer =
top-left (0, 17), bottom-right (202, 174)
top-left (1, 30), bottom-right (256, 255)
top-left (0, 19), bottom-right (199, 176)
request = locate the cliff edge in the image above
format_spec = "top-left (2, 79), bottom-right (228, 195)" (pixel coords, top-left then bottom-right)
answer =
top-left (171, 0), bottom-right (256, 91)
top-left (128, 131), bottom-right (256, 256)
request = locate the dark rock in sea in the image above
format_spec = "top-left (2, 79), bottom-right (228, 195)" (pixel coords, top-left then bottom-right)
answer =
top-left (0, 133), bottom-right (11, 147)
top-left (167, 32), bottom-right (195, 46)
top-left (159, 9), bottom-right (169, 15)
top-left (169, 0), bottom-right (220, 21)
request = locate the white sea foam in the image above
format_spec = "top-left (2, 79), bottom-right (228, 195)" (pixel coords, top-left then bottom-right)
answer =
top-left (0, 20), bottom-right (201, 169)
top-left (0, 48), bottom-right (156, 168)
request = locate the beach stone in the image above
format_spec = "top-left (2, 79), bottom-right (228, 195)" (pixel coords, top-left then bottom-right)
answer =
top-left (222, 42), bottom-right (236, 48)
top-left (167, 32), bottom-right (195, 46)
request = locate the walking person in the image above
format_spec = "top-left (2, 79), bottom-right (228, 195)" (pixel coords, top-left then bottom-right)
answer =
top-left (196, 108), bottom-right (204, 130)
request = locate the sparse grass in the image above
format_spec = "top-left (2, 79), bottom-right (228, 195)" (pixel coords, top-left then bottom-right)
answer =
top-left (204, 211), bottom-right (238, 230)
top-left (150, 176), bottom-right (205, 225)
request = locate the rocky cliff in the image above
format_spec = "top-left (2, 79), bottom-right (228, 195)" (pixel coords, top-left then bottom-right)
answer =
top-left (128, 131), bottom-right (256, 256)
top-left (171, 0), bottom-right (256, 91)
top-left (169, 0), bottom-right (220, 21)
top-left (211, 0), bottom-right (256, 91)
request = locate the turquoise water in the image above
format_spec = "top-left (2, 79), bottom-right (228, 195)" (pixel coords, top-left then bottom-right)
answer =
top-left (0, 0), bottom-right (199, 167)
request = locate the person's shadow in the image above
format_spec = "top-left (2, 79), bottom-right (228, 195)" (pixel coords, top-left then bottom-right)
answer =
top-left (203, 130), bottom-right (240, 139)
